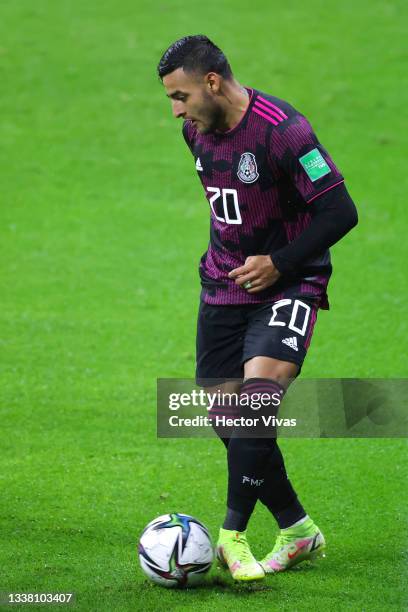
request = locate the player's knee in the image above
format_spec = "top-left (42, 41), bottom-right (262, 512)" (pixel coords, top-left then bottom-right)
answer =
top-left (244, 357), bottom-right (298, 385)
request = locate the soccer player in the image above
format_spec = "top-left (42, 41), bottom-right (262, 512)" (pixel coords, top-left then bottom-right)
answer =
top-left (157, 35), bottom-right (358, 581)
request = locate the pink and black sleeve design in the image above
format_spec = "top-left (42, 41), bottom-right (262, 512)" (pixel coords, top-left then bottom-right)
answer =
top-left (270, 115), bottom-right (344, 204)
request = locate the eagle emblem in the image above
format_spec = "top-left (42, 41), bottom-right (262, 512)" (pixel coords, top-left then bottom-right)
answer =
top-left (237, 152), bottom-right (259, 184)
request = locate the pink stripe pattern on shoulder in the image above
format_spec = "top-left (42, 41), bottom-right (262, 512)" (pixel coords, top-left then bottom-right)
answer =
top-left (257, 95), bottom-right (288, 119)
top-left (254, 100), bottom-right (284, 123)
top-left (252, 107), bottom-right (279, 125)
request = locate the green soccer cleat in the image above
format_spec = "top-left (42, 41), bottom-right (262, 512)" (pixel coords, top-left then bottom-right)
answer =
top-left (216, 528), bottom-right (265, 581)
top-left (260, 518), bottom-right (326, 573)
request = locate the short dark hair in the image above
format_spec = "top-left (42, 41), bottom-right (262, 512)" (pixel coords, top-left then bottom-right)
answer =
top-left (157, 35), bottom-right (233, 81)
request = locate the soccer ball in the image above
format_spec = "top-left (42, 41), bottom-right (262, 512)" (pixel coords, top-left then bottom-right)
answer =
top-left (138, 513), bottom-right (214, 587)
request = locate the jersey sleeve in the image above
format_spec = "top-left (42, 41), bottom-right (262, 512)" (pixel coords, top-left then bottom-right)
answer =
top-left (270, 114), bottom-right (344, 203)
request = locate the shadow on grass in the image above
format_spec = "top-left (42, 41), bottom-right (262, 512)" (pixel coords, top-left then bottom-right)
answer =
top-left (135, 558), bottom-right (323, 594)
top-left (194, 575), bottom-right (275, 593)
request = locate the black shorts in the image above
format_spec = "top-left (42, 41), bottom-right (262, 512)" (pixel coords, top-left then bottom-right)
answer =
top-left (196, 287), bottom-right (320, 384)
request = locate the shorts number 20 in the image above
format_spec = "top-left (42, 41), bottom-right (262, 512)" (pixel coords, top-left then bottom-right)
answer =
top-left (268, 299), bottom-right (311, 336)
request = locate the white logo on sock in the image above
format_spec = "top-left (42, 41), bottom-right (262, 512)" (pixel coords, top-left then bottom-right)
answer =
top-left (242, 476), bottom-right (264, 486)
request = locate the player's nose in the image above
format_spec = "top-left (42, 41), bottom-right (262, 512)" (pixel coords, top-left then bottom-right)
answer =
top-left (172, 100), bottom-right (185, 119)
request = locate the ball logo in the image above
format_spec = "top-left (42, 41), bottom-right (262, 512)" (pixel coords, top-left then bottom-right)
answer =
top-left (237, 152), bottom-right (259, 184)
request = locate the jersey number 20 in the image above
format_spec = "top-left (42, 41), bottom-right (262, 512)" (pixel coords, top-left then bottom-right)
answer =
top-left (206, 187), bottom-right (242, 225)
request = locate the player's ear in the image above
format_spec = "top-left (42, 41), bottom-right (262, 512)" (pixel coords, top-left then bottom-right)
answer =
top-left (205, 72), bottom-right (221, 94)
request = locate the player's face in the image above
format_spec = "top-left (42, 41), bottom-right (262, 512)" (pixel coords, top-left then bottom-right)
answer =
top-left (163, 68), bottom-right (223, 134)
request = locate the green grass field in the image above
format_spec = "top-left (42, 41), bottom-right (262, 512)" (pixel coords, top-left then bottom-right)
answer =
top-left (1, 1), bottom-right (407, 610)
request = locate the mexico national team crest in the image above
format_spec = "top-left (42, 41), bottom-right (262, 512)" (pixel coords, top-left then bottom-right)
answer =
top-left (237, 152), bottom-right (259, 184)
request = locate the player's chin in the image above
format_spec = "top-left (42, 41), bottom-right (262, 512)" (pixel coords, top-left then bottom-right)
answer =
top-left (195, 121), bottom-right (211, 134)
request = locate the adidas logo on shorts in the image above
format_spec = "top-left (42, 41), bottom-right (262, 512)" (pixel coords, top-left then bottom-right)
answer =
top-left (282, 336), bottom-right (298, 351)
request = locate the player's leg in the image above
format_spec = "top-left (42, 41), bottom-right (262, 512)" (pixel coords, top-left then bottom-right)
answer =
top-left (244, 356), bottom-right (303, 526)
top-left (204, 376), bottom-right (268, 581)
top-left (196, 300), bottom-right (245, 446)
top-left (241, 356), bottom-right (325, 572)
top-left (225, 359), bottom-right (298, 531)
top-left (196, 301), bottom-right (264, 580)
top-left (237, 296), bottom-right (325, 572)
top-left (204, 380), bottom-right (241, 449)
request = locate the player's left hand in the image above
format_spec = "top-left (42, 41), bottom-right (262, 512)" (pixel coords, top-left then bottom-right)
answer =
top-left (228, 255), bottom-right (281, 293)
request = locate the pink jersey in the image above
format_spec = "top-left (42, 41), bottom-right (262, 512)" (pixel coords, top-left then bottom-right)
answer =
top-left (182, 88), bottom-right (344, 306)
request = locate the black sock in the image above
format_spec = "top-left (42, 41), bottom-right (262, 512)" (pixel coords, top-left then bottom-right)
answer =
top-left (225, 377), bottom-right (306, 530)
top-left (208, 394), bottom-right (239, 448)
top-left (222, 507), bottom-right (250, 531)
top-left (225, 378), bottom-right (283, 524)
top-left (258, 443), bottom-right (306, 529)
